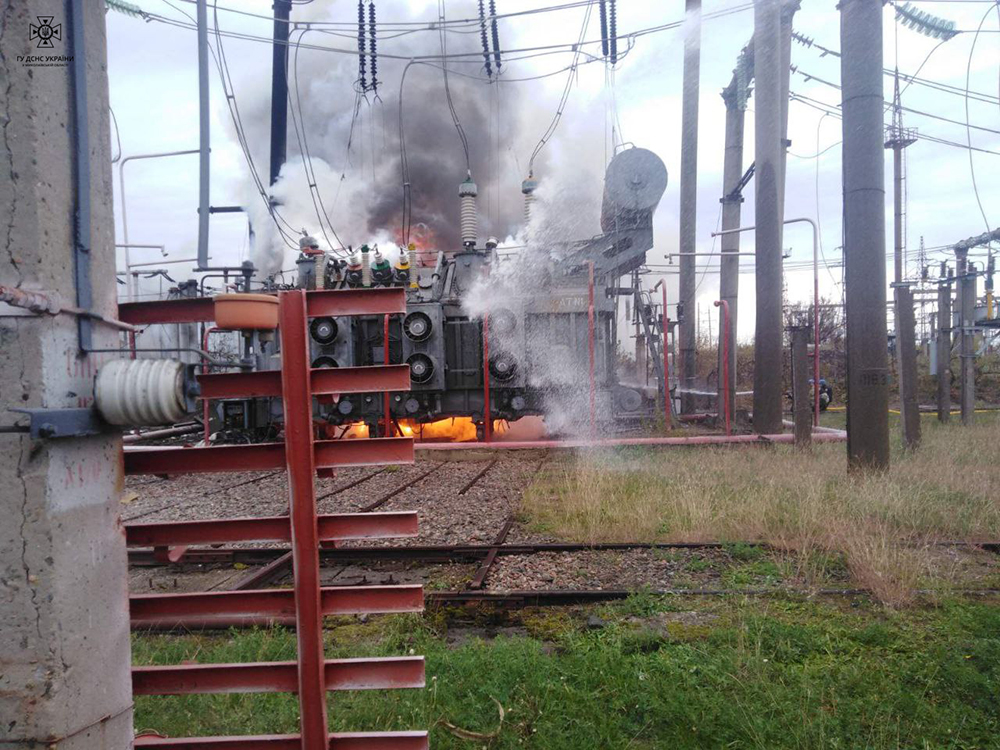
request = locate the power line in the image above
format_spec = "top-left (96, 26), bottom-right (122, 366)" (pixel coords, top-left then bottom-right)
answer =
top-left (790, 66), bottom-right (1000, 136)
top-left (789, 90), bottom-right (1000, 156)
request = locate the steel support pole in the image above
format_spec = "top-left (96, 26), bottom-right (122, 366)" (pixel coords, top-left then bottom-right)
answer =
top-left (892, 146), bottom-right (904, 284)
top-left (718, 91), bottom-right (745, 424)
top-left (753, 0), bottom-right (785, 435)
top-left (678, 0), bottom-right (701, 414)
top-left (841, 0), bottom-right (890, 469)
top-left (270, 0), bottom-right (292, 186)
top-left (196, 0), bottom-right (211, 270)
top-left (894, 285), bottom-right (921, 449)
top-left (937, 267), bottom-right (952, 422)
top-left (278, 291), bottom-right (329, 748)
top-left (790, 326), bottom-right (812, 447)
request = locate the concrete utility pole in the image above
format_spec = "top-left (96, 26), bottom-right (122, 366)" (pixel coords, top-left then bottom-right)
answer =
top-left (894, 285), bottom-right (921, 449)
top-left (937, 262), bottom-right (952, 422)
top-left (718, 40), bottom-right (753, 421)
top-left (270, 0), bottom-right (293, 185)
top-left (752, 0), bottom-right (786, 435)
top-left (790, 327), bottom-right (812, 447)
top-left (678, 0), bottom-right (701, 414)
top-left (1, 1), bottom-right (133, 746)
top-left (886, 80), bottom-right (919, 449)
top-left (956, 248), bottom-right (976, 424)
top-left (841, 0), bottom-right (890, 469)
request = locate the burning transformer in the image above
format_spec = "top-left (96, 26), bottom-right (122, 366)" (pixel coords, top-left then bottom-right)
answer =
top-left (218, 147), bottom-right (668, 440)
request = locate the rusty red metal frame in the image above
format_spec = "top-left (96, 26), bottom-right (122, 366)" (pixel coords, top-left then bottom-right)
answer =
top-left (124, 437), bottom-right (413, 474)
top-left (126, 288), bottom-right (420, 749)
top-left (133, 656), bottom-right (425, 695)
top-left (198, 365), bottom-right (411, 400)
top-left (134, 733), bottom-right (429, 749)
top-left (126, 511), bottom-right (418, 547)
top-left (130, 585), bottom-right (424, 629)
top-left (118, 288), bottom-right (405, 325)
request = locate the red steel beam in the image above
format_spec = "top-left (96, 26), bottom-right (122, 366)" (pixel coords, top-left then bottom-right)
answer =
top-left (197, 366), bottom-right (411, 400)
top-left (118, 289), bottom-right (406, 327)
top-left (132, 656), bottom-right (425, 695)
top-left (130, 585), bottom-right (424, 629)
top-left (125, 511), bottom-right (419, 548)
top-left (306, 288), bottom-right (405, 318)
top-left (134, 732), bottom-right (429, 750)
top-left (278, 290), bottom-right (328, 749)
top-left (123, 437), bottom-right (413, 475)
top-left (119, 296), bottom-right (216, 325)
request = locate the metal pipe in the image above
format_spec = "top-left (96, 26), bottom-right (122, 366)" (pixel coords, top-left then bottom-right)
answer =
top-left (678, 0), bottom-right (702, 416)
top-left (196, 0), bottom-right (211, 271)
top-left (841, 0), bottom-right (890, 469)
top-left (482, 313), bottom-right (492, 443)
top-left (421, 432), bottom-right (847, 452)
top-left (70, 0), bottom-right (93, 351)
top-left (712, 216), bottom-right (820, 425)
top-left (119, 150), bottom-right (199, 301)
top-left (713, 300), bottom-right (731, 435)
top-left (588, 261), bottom-right (597, 437)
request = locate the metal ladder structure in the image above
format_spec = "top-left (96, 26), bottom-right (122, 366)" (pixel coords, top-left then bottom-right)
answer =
top-left (119, 288), bottom-right (428, 750)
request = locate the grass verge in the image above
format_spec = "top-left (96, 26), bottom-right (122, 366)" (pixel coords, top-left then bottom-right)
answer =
top-left (522, 416), bottom-right (1000, 604)
top-left (133, 595), bottom-right (1000, 748)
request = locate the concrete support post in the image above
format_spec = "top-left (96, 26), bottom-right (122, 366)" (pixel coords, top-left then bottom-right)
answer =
top-left (894, 285), bottom-right (921, 449)
top-left (960, 268), bottom-right (976, 425)
top-left (0, 2), bottom-right (133, 747)
top-left (936, 267), bottom-right (952, 423)
top-left (841, 0), bottom-right (890, 469)
top-left (718, 78), bottom-right (747, 422)
top-left (790, 327), bottom-right (812, 447)
top-left (752, 0), bottom-right (785, 435)
top-left (678, 0), bottom-right (701, 414)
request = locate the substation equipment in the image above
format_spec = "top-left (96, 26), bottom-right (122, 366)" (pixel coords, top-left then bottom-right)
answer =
top-left (123, 147), bottom-right (671, 443)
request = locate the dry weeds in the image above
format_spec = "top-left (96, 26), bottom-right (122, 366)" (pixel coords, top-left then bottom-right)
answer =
top-left (522, 418), bottom-right (1000, 604)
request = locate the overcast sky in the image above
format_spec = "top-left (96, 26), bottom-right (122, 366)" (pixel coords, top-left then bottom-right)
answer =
top-left (106, 0), bottom-right (1000, 339)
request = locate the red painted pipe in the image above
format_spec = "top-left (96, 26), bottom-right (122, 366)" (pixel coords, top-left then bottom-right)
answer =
top-left (419, 432), bottom-right (846, 451)
top-left (383, 314), bottom-right (391, 437)
top-left (714, 300), bottom-right (731, 436)
top-left (587, 261), bottom-right (596, 438)
top-left (482, 313), bottom-right (491, 443)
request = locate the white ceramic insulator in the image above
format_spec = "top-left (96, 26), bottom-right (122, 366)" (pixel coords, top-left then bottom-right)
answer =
top-left (460, 194), bottom-right (478, 247)
top-left (95, 358), bottom-right (189, 427)
top-left (523, 192), bottom-right (534, 227)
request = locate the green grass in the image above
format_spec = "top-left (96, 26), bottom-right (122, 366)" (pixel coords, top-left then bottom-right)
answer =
top-left (134, 596), bottom-right (1000, 748)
